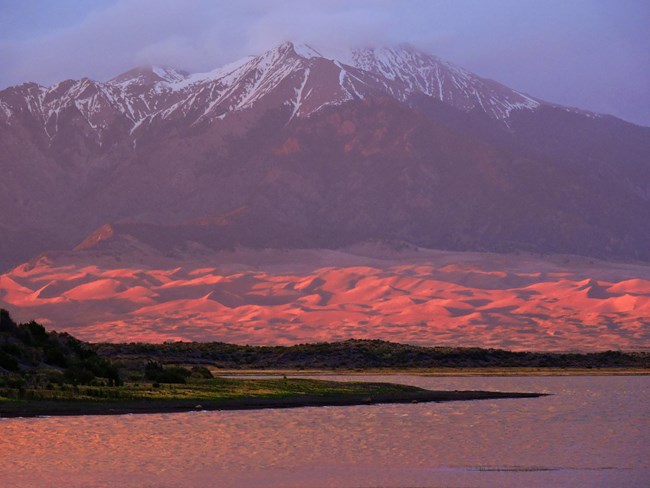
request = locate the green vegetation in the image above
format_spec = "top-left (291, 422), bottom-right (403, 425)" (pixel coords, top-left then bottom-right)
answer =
top-left (0, 372), bottom-right (543, 418)
top-left (0, 376), bottom-right (420, 404)
top-left (0, 309), bottom-right (121, 390)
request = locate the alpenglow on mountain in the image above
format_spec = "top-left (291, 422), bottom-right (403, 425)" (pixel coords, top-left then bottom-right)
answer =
top-left (1, 41), bottom-right (650, 271)
top-left (0, 42), bottom-right (541, 136)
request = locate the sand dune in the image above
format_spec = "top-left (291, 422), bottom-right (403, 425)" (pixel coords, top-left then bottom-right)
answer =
top-left (1, 248), bottom-right (649, 351)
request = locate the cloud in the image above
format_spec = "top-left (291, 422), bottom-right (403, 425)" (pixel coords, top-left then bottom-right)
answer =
top-left (1, 0), bottom-right (210, 83)
top-left (0, 0), bottom-right (401, 85)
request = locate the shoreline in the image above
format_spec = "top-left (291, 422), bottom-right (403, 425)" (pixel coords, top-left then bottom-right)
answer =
top-left (212, 367), bottom-right (649, 377)
top-left (0, 390), bottom-right (546, 419)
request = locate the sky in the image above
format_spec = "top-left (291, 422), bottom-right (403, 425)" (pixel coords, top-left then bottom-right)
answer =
top-left (0, 0), bottom-right (648, 125)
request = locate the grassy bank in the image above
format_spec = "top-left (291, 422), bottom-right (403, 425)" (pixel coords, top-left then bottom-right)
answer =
top-left (0, 376), bottom-right (545, 417)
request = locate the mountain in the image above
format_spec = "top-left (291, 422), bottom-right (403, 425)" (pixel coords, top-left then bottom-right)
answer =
top-left (1, 41), bottom-right (649, 273)
top-left (351, 45), bottom-right (541, 120)
top-left (0, 42), bottom-right (545, 143)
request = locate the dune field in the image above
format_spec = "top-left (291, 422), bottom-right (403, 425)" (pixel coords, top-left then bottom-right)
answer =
top-left (1, 246), bottom-right (648, 351)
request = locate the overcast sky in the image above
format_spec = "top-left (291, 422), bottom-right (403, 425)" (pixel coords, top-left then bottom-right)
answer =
top-left (1, 0), bottom-right (648, 125)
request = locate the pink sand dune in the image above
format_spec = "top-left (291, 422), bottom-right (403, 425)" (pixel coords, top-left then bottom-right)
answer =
top-left (1, 248), bottom-right (649, 351)
top-left (64, 279), bottom-right (126, 301)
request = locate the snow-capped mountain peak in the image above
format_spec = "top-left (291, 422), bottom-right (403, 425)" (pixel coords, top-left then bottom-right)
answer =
top-left (109, 65), bottom-right (189, 88)
top-left (350, 44), bottom-right (540, 119)
top-left (291, 42), bottom-right (322, 59)
top-left (0, 40), bottom-right (549, 141)
top-left (129, 41), bottom-right (368, 125)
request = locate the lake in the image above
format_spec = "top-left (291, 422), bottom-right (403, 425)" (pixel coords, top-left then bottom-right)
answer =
top-left (1, 375), bottom-right (648, 487)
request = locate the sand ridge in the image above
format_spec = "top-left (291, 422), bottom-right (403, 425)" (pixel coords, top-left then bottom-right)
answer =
top-left (1, 247), bottom-right (649, 350)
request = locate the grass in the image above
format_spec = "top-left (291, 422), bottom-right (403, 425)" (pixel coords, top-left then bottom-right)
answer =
top-left (0, 376), bottom-right (546, 417)
top-left (1, 377), bottom-right (419, 402)
top-left (0, 376), bottom-right (425, 416)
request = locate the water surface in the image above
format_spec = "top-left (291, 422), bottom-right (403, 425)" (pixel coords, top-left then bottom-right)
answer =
top-left (1, 375), bottom-right (648, 487)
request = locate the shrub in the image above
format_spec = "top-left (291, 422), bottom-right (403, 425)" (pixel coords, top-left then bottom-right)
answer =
top-left (145, 361), bottom-right (191, 384)
top-left (191, 366), bottom-right (214, 379)
top-left (0, 350), bottom-right (19, 372)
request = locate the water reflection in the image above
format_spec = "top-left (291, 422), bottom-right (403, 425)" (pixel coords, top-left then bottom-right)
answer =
top-left (1, 376), bottom-right (648, 487)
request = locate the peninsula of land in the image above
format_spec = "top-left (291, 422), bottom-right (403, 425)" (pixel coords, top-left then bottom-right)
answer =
top-left (0, 376), bottom-right (545, 418)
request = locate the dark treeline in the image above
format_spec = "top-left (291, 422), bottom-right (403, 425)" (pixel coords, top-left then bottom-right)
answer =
top-left (0, 309), bottom-right (121, 388)
top-left (2, 308), bottom-right (647, 374)
top-left (95, 339), bottom-right (650, 370)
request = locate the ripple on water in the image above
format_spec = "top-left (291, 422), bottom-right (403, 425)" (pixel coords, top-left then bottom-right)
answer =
top-left (0, 375), bottom-right (648, 487)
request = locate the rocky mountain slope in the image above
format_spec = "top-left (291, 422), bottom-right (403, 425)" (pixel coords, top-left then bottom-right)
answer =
top-left (1, 41), bottom-right (649, 272)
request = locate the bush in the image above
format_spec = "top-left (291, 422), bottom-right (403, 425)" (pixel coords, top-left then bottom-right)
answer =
top-left (0, 350), bottom-right (19, 372)
top-left (44, 346), bottom-right (69, 367)
top-left (191, 366), bottom-right (213, 379)
top-left (2, 342), bottom-right (24, 357)
top-left (145, 362), bottom-right (191, 384)
top-left (64, 366), bottom-right (96, 385)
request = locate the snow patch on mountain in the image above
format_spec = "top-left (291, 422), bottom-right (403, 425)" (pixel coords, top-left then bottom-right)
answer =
top-left (290, 68), bottom-right (311, 120)
top-left (292, 42), bottom-right (322, 59)
top-left (0, 41), bottom-right (550, 139)
top-left (164, 56), bottom-right (255, 92)
top-left (351, 45), bottom-right (541, 120)
top-left (151, 66), bottom-right (188, 83)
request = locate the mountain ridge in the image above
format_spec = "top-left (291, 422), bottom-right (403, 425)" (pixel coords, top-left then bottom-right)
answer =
top-left (0, 41), bottom-right (562, 137)
top-left (1, 41), bottom-right (649, 272)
